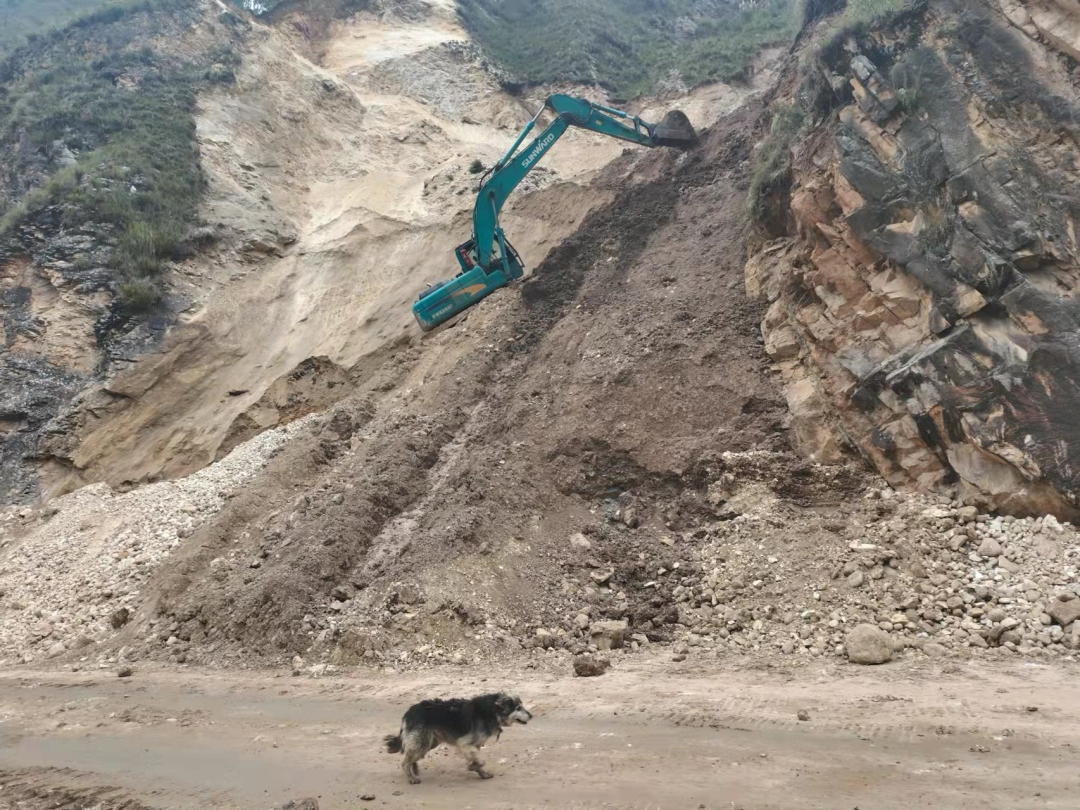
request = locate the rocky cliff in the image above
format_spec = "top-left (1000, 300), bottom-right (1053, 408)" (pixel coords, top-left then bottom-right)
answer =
top-left (748, 0), bottom-right (1080, 517)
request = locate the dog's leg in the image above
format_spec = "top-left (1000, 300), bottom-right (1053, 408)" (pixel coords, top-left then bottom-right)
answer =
top-left (401, 731), bottom-right (425, 785)
top-left (461, 744), bottom-right (493, 779)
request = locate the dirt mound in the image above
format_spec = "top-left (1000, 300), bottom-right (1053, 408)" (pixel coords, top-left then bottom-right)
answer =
top-left (0, 417), bottom-right (313, 666)
top-left (99, 100), bottom-right (794, 664)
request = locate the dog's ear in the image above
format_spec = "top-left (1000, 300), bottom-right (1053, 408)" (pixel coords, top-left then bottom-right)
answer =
top-left (496, 693), bottom-right (516, 711)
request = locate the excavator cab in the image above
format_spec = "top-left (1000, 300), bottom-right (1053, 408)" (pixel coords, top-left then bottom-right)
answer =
top-left (413, 237), bottom-right (525, 332)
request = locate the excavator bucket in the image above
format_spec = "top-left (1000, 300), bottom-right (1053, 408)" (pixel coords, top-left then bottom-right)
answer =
top-left (654, 110), bottom-right (697, 147)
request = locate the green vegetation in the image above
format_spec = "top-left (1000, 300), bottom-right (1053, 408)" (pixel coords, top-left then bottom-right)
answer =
top-left (890, 58), bottom-right (921, 112)
top-left (458, 0), bottom-right (801, 98)
top-left (0, 1), bottom-right (237, 311)
top-left (0, 0), bottom-right (114, 55)
top-left (839, 0), bottom-right (909, 27)
top-left (749, 103), bottom-right (805, 224)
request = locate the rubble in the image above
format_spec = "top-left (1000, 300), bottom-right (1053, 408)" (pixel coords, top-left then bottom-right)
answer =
top-left (260, 452), bottom-right (1080, 672)
top-left (0, 417), bottom-right (313, 665)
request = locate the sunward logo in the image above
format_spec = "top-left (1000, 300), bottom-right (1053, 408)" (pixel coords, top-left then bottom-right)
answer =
top-left (521, 133), bottom-right (556, 169)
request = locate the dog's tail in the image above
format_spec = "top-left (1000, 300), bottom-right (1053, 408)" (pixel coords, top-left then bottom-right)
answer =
top-left (384, 733), bottom-right (403, 754)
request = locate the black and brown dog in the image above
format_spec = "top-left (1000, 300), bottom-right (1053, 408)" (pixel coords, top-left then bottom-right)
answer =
top-left (385, 692), bottom-right (532, 783)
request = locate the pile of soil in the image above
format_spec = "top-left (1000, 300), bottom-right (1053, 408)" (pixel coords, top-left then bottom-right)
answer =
top-left (118, 99), bottom-right (798, 667)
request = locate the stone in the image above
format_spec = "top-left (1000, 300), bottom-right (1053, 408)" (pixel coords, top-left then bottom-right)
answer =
top-left (844, 624), bottom-right (892, 665)
top-left (1001, 630), bottom-right (1024, 646)
top-left (109, 607), bottom-right (131, 629)
top-left (117, 666), bottom-right (134, 678)
top-left (573, 655), bottom-right (610, 677)
top-left (922, 642), bottom-right (947, 658)
top-left (278, 801), bottom-right (319, 810)
top-left (847, 570), bottom-right (865, 588)
top-left (797, 709), bottom-right (811, 721)
top-left (988, 607), bottom-right (1007, 623)
top-left (590, 620), bottom-right (629, 650)
top-left (574, 613), bottom-right (591, 630)
top-left (978, 538), bottom-right (1003, 558)
top-left (331, 584), bottom-right (355, 602)
top-left (45, 641), bottom-right (66, 659)
top-left (589, 569), bottom-right (614, 586)
top-left (1047, 599), bottom-right (1080, 628)
top-left (569, 533), bottom-right (592, 551)
top-left (958, 506), bottom-right (978, 523)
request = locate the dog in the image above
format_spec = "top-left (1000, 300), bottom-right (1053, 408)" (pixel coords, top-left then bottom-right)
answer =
top-left (384, 692), bottom-right (532, 784)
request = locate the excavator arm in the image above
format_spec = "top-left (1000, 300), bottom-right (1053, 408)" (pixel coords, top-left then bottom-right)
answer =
top-left (413, 94), bottom-right (696, 332)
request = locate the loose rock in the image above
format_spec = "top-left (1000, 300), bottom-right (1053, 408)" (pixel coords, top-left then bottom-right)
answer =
top-left (573, 655), bottom-right (610, 677)
top-left (845, 624), bottom-right (892, 665)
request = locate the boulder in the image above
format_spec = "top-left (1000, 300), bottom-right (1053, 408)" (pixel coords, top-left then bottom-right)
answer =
top-left (845, 624), bottom-right (893, 664)
top-left (590, 620), bottom-right (629, 651)
top-left (573, 655), bottom-right (610, 677)
top-left (1048, 599), bottom-right (1080, 628)
top-left (569, 532), bottom-right (592, 550)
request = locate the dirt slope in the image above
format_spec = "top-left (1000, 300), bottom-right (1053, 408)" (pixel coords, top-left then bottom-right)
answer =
top-left (29, 0), bottom-right (772, 500)
top-left (126, 97), bottom-right (794, 662)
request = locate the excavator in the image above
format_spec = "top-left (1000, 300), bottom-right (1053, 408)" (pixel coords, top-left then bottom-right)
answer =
top-left (412, 94), bottom-right (697, 331)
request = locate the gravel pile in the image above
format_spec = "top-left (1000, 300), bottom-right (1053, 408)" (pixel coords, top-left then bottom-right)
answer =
top-left (286, 451), bottom-right (1080, 673)
top-left (0, 417), bottom-right (314, 665)
top-left (673, 487), bottom-right (1080, 663)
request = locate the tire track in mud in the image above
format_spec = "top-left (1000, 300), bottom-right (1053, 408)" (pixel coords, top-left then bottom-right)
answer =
top-left (0, 767), bottom-right (154, 810)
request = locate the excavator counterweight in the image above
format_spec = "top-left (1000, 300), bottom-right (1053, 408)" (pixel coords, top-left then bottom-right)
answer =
top-left (413, 95), bottom-right (696, 332)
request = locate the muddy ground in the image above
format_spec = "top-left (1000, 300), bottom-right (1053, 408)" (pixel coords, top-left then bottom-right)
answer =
top-left (0, 654), bottom-right (1076, 809)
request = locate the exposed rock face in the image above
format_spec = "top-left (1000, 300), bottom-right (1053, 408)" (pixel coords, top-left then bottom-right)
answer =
top-left (214, 356), bottom-right (354, 461)
top-left (747, 1), bottom-right (1080, 517)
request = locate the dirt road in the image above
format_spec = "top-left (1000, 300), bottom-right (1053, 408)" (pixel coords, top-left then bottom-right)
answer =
top-left (0, 655), bottom-right (1076, 809)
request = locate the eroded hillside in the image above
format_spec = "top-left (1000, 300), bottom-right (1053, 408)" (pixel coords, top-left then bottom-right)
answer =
top-left (1, 0), bottom-right (773, 503)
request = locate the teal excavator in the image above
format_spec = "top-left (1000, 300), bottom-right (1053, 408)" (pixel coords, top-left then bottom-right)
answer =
top-left (412, 94), bottom-right (697, 331)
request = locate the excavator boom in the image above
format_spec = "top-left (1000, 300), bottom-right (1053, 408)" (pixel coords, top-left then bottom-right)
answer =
top-left (413, 95), bottom-right (696, 332)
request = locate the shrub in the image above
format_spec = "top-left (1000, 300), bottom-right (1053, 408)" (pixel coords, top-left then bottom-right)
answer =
top-left (749, 104), bottom-right (806, 225)
top-left (0, 0), bottom-right (230, 313)
top-left (457, 0), bottom-right (801, 98)
top-left (817, 0), bottom-right (917, 66)
top-left (71, 252), bottom-right (95, 272)
top-left (890, 58), bottom-right (921, 112)
top-left (118, 278), bottom-right (162, 311)
top-left (917, 203), bottom-right (952, 256)
top-left (469, 159), bottom-right (485, 174)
